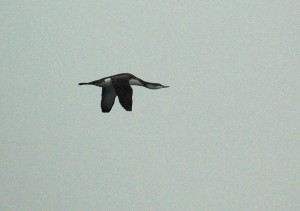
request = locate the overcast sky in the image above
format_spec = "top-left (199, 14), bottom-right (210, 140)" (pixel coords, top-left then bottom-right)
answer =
top-left (1, 1), bottom-right (299, 210)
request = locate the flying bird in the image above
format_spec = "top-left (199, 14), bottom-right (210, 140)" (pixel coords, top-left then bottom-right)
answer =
top-left (79, 73), bottom-right (169, 113)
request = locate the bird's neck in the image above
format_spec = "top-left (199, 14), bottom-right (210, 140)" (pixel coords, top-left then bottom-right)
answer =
top-left (129, 78), bottom-right (145, 86)
top-left (129, 78), bottom-right (160, 89)
top-left (145, 83), bottom-right (161, 89)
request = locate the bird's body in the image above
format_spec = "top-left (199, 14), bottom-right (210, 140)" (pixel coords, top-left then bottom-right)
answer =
top-left (79, 73), bottom-right (169, 113)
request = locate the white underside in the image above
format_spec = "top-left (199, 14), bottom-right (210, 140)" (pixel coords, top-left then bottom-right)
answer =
top-left (129, 78), bottom-right (143, 86)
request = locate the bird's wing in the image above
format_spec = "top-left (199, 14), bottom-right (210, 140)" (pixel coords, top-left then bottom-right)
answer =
top-left (101, 86), bottom-right (117, 113)
top-left (113, 79), bottom-right (133, 111)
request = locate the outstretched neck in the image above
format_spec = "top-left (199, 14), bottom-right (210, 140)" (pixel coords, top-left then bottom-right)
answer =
top-left (129, 78), bottom-right (169, 89)
top-left (145, 83), bottom-right (161, 89)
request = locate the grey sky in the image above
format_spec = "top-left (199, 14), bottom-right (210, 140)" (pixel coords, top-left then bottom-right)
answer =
top-left (1, 1), bottom-right (299, 210)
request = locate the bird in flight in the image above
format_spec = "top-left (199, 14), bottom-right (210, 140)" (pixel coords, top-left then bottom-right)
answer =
top-left (79, 73), bottom-right (169, 113)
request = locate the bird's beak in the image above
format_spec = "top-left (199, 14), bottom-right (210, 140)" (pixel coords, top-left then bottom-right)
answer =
top-left (162, 85), bottom-right (170, 88)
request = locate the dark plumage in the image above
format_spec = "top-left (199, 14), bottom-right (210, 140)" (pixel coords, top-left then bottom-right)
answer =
top-left (79, 73), bottom-right (169, 113)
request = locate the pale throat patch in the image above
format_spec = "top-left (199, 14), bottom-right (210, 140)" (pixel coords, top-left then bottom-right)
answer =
top-left (146, 84), bottom-right (161, 89)
top-left (129, 78), bottom-right (143, 86)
